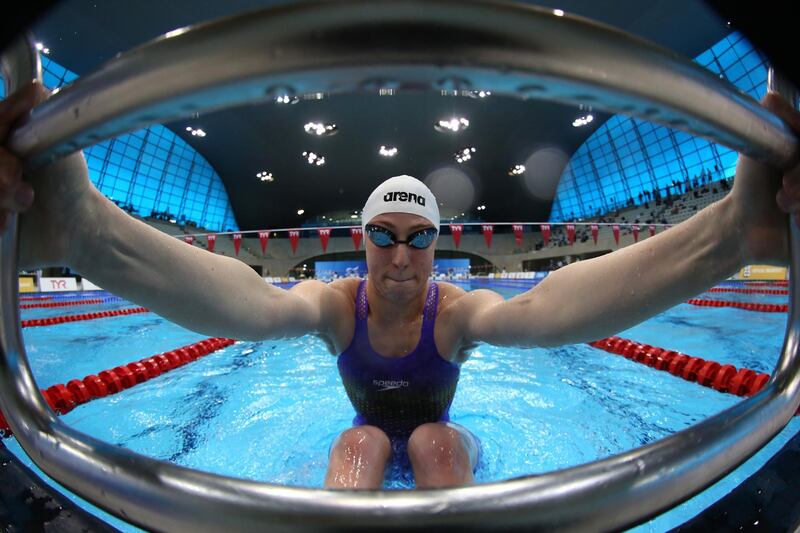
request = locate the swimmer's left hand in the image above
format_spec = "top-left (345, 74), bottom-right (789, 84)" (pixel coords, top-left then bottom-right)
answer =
top-left (727, 92), bottom-right (800, 266)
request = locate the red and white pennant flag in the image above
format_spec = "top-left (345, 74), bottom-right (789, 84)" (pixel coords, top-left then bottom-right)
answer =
top-left (482, 225), bottom-right (494, 249)
top-left (289, 230), bottom-right (300, 254)
top-left (350, 227), bottom-right (363, 250)
top-left (566, 224), bottom-right (575, 245)
top-left (540, 224), bottom-right (551, 247)
top-left (233, 233), bottom-right (242, 256)
top-left (590, 224), bottom-right (598, 244)
top-left (512, 224), bottom-right (524, 246)
top-left (318, 228), bottom-right (331, 252)
top-left (258, 231), bottom-right (269, 255)
top-left (450, 224), bottom-right (463, 249)
top-left (206, 234), bottom-right (216, 253)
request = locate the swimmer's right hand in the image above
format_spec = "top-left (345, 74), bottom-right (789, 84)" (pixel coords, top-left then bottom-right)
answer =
top-left (0, 81), bottom-right (94, 268)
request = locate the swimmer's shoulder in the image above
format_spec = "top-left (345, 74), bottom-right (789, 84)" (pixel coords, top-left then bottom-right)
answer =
top-left (435, 281), bottom-right (504, 317)
top-left (290, 278), bottom-right (358, 354)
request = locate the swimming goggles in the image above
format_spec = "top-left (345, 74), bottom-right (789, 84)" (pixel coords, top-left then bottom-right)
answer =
top-left (365, 224), bottom-right (438, 249)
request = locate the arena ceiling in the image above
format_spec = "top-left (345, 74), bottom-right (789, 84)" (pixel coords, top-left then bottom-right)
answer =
top-left (20, 0), bottom-right (732, 231)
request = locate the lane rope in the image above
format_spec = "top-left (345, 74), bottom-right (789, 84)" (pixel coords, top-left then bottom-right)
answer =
top-left (707, 287), bottom-right (788, 295)
top-left (686, 299), bottom-right (787, 313)
top-left (0, 337), bottom-right (236, 437)
top-left (587, 336), bottom-right (787, 408)
top-left (20, 297), bottom-right (124, 309)
top-left (21, 308), bottom-right (150, 328)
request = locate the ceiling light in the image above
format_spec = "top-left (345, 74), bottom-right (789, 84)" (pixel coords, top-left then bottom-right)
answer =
top-left (553, 9), bottom-right (565, 16)
top-left (466, 90), bottom-right (492, 98)
top-left (297, 209), bottom-right (305, 215)
top-left (434, 117), bottom-right (470, 133)
top-left (454, 147), bottom-right (476, 163)
top-left (508, 164), bottom-right (526, 176)
top-left (476, 205), bottom-right (486, 211)
top-left (35, 42), bottom-right (50, 54)
top-left (379, 145), bottom-right (398, 157)
top-left (275, 95), bottom-right (299, 105)
top-left (304, 122), bottom-right (338, 137)
top-left (572, 114), bottom-right (594, 127)
top-left (350, 215), bottom-right (358, 219)
top-left (257, 171), bottom-right (274, 182)
top-left (186, 126), bottom-right (206, 137)
top-left (302, 151), bottom-right (326, 166)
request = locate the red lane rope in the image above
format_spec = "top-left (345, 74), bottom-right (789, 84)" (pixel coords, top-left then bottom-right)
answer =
top-left (687, 299), bottom-right (787, 313)
top-left (708, 287), bottom-right (788, 295)
top-left (21, 307), bottom-right (149, 328)
top-left (587, 336), bottom-right (784, 407)
top-left (20, 295), bottom-right (55, 301)
top-left (0, 337), bottom-right (236, 437)
top-left (20, 297), bottom-right (122, 309)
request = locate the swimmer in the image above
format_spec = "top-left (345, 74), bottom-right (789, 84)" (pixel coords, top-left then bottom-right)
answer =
top-left (2, 81), bottom-right (800, 489)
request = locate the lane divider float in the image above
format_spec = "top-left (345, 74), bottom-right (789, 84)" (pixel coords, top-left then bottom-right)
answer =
top-left (686, 299), bottom-right (787, 313)
top-left (588, 336), bottom-right (780, 403)
top-left (0, 337), bottom-right (236, 437)
top-left (20, 297), bottom-right (123, 309)
top-left (707, 287), bottom-right (788, 296)
top-left (21, 307), bottom-right (149, 328)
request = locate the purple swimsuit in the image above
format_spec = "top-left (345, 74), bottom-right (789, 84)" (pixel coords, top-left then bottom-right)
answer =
top-left (337, 280), bottom-right (460, 438)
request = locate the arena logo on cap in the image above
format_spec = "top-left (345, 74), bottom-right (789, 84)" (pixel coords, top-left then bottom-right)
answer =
top-left (383, 191), bottom-right (426, 206)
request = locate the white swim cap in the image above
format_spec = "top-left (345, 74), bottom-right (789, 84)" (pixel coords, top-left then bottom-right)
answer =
top-left (361, 175), bottom-right (440, 231)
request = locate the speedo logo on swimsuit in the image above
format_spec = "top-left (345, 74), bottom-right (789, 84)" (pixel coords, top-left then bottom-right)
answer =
top-left (383, 191), bottom-right (426, 206)
top-left (373, 379), bottom-right (410, 391)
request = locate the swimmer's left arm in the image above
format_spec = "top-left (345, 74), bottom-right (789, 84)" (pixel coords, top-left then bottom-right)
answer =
top-left (462, 92), bottom-right (799, 349)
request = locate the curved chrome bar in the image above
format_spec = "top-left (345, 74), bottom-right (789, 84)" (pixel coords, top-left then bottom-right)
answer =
top-left (7, 0), bottom-right (798, 170)
top-left (1, 2), bottom-right (799, 531)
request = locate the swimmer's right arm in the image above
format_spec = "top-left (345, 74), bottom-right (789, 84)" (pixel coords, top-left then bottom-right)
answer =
top-left (1, 82), bottom-right (331, 341)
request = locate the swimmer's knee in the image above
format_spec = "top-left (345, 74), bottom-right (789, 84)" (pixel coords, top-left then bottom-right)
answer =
top-left (407, 423), bottom-right (467, 466)
top-left (331, 425), bottom-right (391, 459)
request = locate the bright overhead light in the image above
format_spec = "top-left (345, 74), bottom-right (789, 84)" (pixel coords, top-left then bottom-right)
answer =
top-left (257, 171), bottom-right (274, 182)
top-left (304, 122), bottom-right (338, 137)
top-left (476, 205), bottom-right (486, 211)
top-left (379, 145), bottom-right (398, 157)
top-left (186, 126), bottom-right (206, 137)
top-left (553, 9), bottom-right (565, 17)
top-left (466, 90), bottom-right (492, 99)
top-left (350, 215), bottom-right (358, 219)
top-left (435, 117), bottom-right (470, 133)
top-left (275, 95), bottom-right (299, 105)
top-left (297, 209), bottom-right (305, 215)
top-left (302, 151), bottom-right (326, 166)
top-left (572, 114), bottom-right (594, 127)
top-left (455, 147), bottom-right (476, 163)
top-left (508, 164), bottom-right (526, 176)
top-left (35, 42), bottom-right (50, 54)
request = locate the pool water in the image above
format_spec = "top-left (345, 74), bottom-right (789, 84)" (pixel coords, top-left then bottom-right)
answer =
top-left (5, 280), bottom-right (796, 532)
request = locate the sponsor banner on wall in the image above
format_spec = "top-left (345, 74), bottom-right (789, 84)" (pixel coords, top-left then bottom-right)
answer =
top-left (540, 224), bottom-right (551, 247)
top-left (735, 265), bottom-right (789, 281)
top-left (289, 230), bottom-right (300, 254)
top-left (81, 279), bottom-right (103, 291)
top-left (40, 277), bottom-right (78, 292)
top-left (233, 233), bottom-right (242, 256)
top-left (259, 231), bottom-right (270, 255)
top-left (318, 228), bottom-right (331, 252)
top-left (18, 277), bottom-right (35, 293)
top-left (350, 227), bottom-right (362, 250)
top-left (206, 234), bottom-right (216, 253)
top-left (450, 224), bottom-right (463, 249)
top-left (590, 224), bottom-right (598, 244)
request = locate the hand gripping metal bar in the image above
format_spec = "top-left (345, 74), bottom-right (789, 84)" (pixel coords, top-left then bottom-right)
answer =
top-left (1, 1), bottom-right (799, 531)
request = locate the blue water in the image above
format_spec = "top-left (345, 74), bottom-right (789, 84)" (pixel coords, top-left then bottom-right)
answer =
top-left (5, 280), bottom-right (796, 532)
